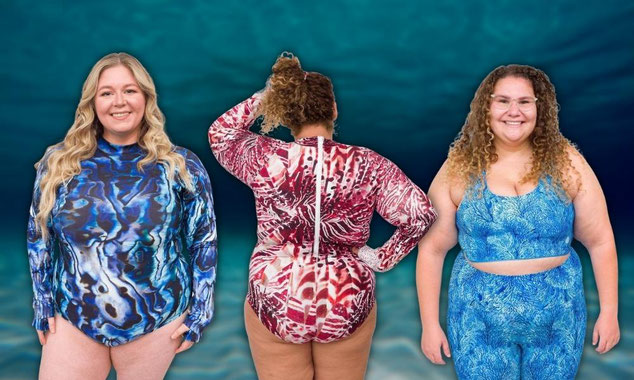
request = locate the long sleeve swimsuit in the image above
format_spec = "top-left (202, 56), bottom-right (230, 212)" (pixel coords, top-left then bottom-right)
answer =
top-left (27, 138), bottom-right (217, 346)
top-left (208, 95), bottom-right (437, 343)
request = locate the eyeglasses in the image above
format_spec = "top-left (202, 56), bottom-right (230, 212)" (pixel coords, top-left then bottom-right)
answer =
top-left (490, 94), bottom-right (538, 112)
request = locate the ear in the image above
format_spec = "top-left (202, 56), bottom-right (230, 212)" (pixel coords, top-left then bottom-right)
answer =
top-left (333, 101), bottom-right (338, 121)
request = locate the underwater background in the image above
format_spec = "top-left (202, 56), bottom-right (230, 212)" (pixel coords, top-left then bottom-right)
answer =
top-left (1, 0), bottom-right (633, 378)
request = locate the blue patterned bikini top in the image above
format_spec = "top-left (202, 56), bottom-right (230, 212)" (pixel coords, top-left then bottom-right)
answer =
top-left (456, 175), bottom-right (574, 262)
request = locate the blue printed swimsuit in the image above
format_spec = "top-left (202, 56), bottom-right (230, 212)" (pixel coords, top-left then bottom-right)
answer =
top-left (27, 137), bottom-right (217, 346)
top-left (448, 177), bottom-right (586, 380)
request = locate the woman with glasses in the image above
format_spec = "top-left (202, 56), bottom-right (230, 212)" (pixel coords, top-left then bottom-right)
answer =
top-left (208, 52), bottom-right (437, 379)
top-left (416, 65), bottom-right (619, 379)
top-left (27, 53), bottom-right (217, 379)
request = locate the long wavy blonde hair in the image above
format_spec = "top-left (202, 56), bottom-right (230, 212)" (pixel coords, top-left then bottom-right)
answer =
top-left (35, 52), bottom-right (193, 239)
top-left (447, 64), bottom-right (579, 199)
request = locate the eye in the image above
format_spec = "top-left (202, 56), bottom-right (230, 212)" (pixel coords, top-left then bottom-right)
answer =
top-left (99, 91), bottom-right (112, 97)
top-left (519, 99), bottom-right (532, 105)
top-left (125, 89), bottom-right (138, 94)
top-left (496, 98), bottom-right (510, 104)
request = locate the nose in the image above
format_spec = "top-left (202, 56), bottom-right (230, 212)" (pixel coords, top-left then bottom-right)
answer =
top-left (113, 91), bottom-right (126, 107)
top-left (506, 100), bottom-right (521, 115)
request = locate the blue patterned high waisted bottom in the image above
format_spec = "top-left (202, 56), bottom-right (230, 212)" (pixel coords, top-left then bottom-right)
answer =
top-left (448, 251), bottom-right (586, 380)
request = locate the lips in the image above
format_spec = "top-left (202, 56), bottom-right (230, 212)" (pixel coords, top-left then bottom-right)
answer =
top-left (110, 112), bottom-right (131, 120)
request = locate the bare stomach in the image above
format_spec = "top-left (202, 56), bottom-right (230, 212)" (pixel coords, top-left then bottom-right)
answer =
top-left (467, 253), bottom-right (570, 275)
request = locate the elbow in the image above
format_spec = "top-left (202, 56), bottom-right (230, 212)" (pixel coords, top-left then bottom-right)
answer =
top-left (208, 123), bottom-right (220, 140)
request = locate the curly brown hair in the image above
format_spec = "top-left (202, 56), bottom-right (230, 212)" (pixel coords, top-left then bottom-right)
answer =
top-left (258, 52), bottom-right (335, 135)
top-left (447, 64), bottom-right (579, 199)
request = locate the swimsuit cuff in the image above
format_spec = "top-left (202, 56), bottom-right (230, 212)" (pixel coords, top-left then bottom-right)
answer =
top-left (358, 245), bottom-right (382, 271)
top-left (184, 312), bottom-right (212, 343)
top-left (32, 299), bottom-right (55, 331)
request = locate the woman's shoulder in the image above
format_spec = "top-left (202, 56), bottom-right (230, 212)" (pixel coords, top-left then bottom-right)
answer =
top-left (561, 143), bottom-right (588, 198)
top-left (172, 145), bottom-right (207, 171)
top-left (564, 143), bottom-right (587, 171)
top-left (343, 143), bottom-right (393, 165)
top-left (433, 159), bottom-right (469, 208)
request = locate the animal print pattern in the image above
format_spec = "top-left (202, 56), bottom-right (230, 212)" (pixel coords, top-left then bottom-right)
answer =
top-left (208, 94), bottom-right (436, 343)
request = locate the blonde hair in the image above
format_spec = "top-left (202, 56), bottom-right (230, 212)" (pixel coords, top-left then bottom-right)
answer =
top-left (259, 52), bottom-right (335, 134)
top-left (34, 52), bottom-right (193, 239)
top-left (446, 64), bottom-right (579, 199)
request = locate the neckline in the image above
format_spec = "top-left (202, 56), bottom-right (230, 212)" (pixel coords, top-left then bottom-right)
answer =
top-left (294, 136), bottom-right (335, 147)
top-left (97, 136), bottom-right (142, 154)
top-left (484, 176), bottom-right (541, 198)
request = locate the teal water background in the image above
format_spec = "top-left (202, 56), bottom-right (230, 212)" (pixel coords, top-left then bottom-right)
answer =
top-left (1, 0), bottom-right (633, 378)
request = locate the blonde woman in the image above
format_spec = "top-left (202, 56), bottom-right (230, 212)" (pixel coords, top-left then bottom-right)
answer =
top-left (27, 53), bottom-right (217, 379)
top-left (417, 65), bottom-right (619, 379)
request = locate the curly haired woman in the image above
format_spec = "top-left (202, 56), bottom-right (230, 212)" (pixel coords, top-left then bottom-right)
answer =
top-left (27, 53), bottom-right (217, 379)
top-left (416, 65), bottom-right (619, 379)
top-left (208, 53), bottom-right (437, 379)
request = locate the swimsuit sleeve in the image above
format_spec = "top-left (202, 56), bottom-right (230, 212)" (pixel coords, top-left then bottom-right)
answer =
top-left (180, 151), bottom-right (218, 343)
top-left (26, 159), bottom-right (56, 331)
top-left (208, 94), bottom-right (274, 185)
top-left (362, 155), bottom-right (437, 272)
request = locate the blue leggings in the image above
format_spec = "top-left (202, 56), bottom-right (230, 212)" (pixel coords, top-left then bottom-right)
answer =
top-left (447, 251), bottom-right (586, 380)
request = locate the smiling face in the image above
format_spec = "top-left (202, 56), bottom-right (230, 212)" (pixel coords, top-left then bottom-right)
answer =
top-left (489, 76), bottom-right (537, 148)
top-left (94, 65), bottom-right (146, 145)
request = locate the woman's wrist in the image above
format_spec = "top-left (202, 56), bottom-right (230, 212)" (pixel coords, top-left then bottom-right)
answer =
top-left (358, 245), bottom-right (381, 271)
top-left (598, 305), bottom-right (618, 317)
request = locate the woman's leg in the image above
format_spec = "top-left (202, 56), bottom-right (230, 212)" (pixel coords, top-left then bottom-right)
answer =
top-left (39, 315), bottom-right (111, 380)
top-left (110, 313), bottom-right (186, 380)
top-left (519, 252), bottom-right (586, 380)
top-left (244, 300), bottom-right (314, 380)
top-left (311, 304), bottom-right (377, 380)
top-left (447, 253), bottom-right (521, 380)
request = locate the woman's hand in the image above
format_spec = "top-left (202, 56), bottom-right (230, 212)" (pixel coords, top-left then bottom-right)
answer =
top-left (592, 311), bottom-right (620, 354)
top-left (36, 317), bottom-right (56, 345)
top-left (170, 323), bottom-right (194, 354)
top-left (421, 323), bottom-right (451, 365)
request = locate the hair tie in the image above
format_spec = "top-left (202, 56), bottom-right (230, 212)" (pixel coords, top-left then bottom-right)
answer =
top-left (303, 71), bottom-right (308, 81)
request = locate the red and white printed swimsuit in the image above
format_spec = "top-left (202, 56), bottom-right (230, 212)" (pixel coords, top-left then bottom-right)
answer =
top-left (208, 95), bottom-right (436, 343)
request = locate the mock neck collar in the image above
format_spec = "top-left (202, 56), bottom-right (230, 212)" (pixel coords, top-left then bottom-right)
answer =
top-left (97, 136), bottom-right (142, 155)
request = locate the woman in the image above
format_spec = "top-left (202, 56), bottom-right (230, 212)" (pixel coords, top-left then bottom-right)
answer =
top-left (208, 53), bottom-right (437, 379)
top-left (417, 65), bottom-right (619, 379)
top-left (27, 53), bottom-right (217, 379)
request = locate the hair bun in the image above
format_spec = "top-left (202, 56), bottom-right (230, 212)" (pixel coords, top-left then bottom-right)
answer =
top-left (271, 52), bottom-right (304, 78)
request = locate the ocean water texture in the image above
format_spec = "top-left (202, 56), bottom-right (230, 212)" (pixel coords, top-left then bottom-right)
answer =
top-left (1, 0), bottom-right (633, 378)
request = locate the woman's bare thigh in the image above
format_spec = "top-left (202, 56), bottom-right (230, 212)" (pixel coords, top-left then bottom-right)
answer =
top-left (110, 313), bottom-right (186, 380)
top-left (244, 300), bottom-right (313, 380)
top-left (39, 315), bottom-right (111, 380)
top-left (312, 304), bottom-right (377, 380)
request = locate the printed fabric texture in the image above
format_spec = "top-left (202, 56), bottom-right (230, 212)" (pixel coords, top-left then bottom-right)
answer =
top-left (456, 177), bottom-right (574, 262)
top-left (449, 177), bottom-right (585, 379)
top-left (448, 251), bottom-right (586, 379)
top-left (27, 138), bottom-right (217, 346)
top-left (208, 94), bottom-right (436, 343)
